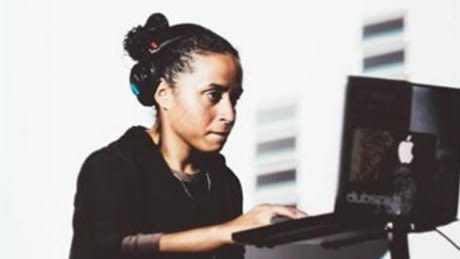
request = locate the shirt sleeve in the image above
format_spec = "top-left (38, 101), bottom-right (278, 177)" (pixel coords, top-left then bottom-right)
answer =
top-left (70, 150), bottom-right (162, 258)
top-left (121, 233), bottom-right (163, 253)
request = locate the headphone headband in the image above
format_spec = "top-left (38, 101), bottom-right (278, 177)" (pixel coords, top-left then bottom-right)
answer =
top-left (147, 24), bottom-right (206, 54)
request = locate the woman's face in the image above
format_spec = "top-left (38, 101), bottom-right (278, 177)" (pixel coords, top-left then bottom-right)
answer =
top-left (165, 53), bottom-right (242, 153)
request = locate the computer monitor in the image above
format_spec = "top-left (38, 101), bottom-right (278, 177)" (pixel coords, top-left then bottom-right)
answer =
top-left (335, 76), bottom-right (460, 231)
top-left (233, 76), bottom-right (460, 248)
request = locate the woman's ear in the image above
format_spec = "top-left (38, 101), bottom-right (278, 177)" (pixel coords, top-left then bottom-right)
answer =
top-left (154, 79), bottom-right (172, 111)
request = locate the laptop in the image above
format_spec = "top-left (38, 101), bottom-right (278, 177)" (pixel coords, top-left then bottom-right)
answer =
top-left (232, 76), bottom-right (460, 248)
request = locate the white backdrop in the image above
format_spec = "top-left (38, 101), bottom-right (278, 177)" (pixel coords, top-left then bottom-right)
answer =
top-left (1, 1), bottom-right (459, 258)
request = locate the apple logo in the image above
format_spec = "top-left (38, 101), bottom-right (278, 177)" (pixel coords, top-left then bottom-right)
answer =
top-left (397, 134), bottom-right (414, 164)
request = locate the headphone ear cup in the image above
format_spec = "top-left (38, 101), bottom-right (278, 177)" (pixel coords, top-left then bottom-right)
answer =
top-left (130, 62), bottom-right (161, 107)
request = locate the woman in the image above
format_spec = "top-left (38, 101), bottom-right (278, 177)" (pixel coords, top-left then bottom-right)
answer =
top-left (69, 13), bottom-right (306, 259)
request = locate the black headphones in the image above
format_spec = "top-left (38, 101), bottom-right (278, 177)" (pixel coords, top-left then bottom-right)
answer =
top-left (130, 61), bottom-right (160, 107)
top-left (129, 24), bottom-right (206, 107)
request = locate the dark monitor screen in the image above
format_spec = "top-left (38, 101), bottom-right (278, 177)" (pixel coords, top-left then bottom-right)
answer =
top-left (335, 76), bottom-right (460, 230)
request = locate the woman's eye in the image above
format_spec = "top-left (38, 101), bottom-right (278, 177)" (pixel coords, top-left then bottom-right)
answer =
top-left (207, 91), bottom-right (222, 103)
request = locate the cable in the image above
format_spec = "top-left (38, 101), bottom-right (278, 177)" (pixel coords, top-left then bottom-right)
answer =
top-left (434, 228), bottom-right (460, 251)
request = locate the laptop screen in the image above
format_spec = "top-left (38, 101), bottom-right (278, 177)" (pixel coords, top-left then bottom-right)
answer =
top-left (335, 76), bottom-right (460, 230)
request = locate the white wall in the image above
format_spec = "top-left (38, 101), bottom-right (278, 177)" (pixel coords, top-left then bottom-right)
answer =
top-left (0, 0), bottom-right (7, 255)
top-left (407, 0), bottom-right (460, 86)
top-left (1, 0), bottom-right (459, 259)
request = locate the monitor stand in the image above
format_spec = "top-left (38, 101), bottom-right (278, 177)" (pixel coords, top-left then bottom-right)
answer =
top-left (387, 223), bottom-right (411, 259)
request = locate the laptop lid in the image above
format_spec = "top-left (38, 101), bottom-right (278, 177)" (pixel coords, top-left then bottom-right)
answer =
top-left (334, 76), bottom-right (460, 230)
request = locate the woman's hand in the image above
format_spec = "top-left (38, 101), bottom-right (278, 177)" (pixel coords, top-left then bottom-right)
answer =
top-left (156, 204), bottom-right (306, 252)
top-left (219, 204), bottom-right (307, 244)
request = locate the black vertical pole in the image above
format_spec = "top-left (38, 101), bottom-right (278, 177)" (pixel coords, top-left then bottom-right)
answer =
top-left (387, 223), bottom-right (410, 259)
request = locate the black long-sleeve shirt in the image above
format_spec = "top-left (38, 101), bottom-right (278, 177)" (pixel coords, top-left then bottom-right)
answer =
top-left (69, 126), bottom-right (245, 259)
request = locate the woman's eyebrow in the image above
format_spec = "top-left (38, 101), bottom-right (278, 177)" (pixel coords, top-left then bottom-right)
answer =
top-left (207, 83), bottom-right (227, 90)
top-left (208, 83), bottom-right (242, 92)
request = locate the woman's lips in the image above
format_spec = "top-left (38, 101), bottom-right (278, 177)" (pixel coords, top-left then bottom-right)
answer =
top-left (209, 131), bottom-right (230, 138)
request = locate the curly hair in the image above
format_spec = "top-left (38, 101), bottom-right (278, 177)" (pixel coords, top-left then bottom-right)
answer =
top-left (123, 13), bottom-right (242, 107)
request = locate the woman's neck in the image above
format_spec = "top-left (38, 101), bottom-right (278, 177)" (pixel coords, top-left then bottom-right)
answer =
top-left (147, 123), bottom-right (201, 175)
top-left (161, 143), bottom-right (199, 174)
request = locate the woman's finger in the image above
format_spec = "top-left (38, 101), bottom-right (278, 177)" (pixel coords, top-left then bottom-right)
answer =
top-left (270, 205), bottom-right (307, 219)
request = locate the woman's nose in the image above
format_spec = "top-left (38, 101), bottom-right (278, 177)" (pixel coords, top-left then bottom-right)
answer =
top-left (218, 96), bottom-right (236, 125)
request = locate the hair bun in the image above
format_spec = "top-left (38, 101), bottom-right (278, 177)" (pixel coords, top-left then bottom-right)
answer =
top-left (145, 13), bottom-right (169, 31)
top-left (123, 13), bottom-right (170, 62)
